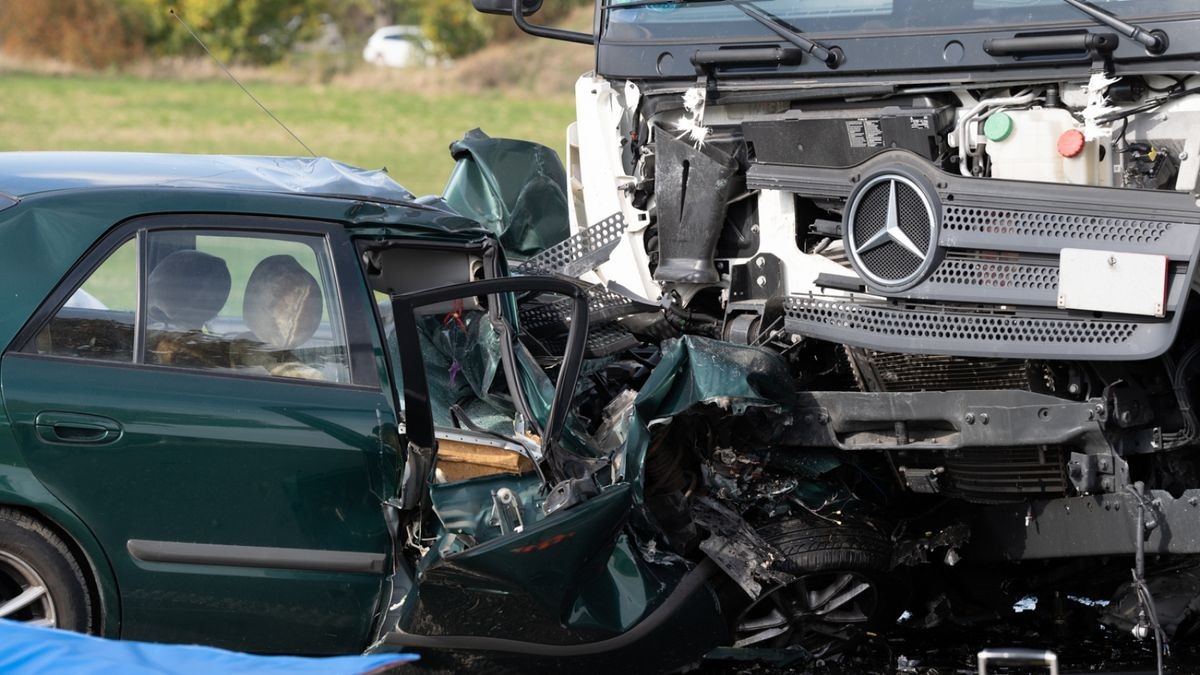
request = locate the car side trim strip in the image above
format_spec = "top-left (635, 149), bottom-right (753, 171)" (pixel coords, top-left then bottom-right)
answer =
top-left (126, 540), bottom-right (385, 574)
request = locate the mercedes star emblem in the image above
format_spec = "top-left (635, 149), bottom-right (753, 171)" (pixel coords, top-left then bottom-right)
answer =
top-left (856, 180), bottom-right (927, 260)
top-left (844, 171), bottom-right (940, 291)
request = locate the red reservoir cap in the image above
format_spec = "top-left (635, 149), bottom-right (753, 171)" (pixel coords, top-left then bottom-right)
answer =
top-left (1058, 129), bottom-right (1086, 158)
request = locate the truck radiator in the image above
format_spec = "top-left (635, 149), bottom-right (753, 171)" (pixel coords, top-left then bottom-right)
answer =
top-left (847, 348), bottom-right (1034, 393)
top-left (942, 446), bottom-right (1068, 503)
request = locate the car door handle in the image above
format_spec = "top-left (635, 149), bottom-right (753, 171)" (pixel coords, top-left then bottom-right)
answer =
top-left (34, 412), bottom-right (123, 445)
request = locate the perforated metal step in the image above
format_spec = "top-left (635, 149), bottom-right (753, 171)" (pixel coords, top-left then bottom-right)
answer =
top-left (514, 213), bottom-right (627, 277)
top-left (525, 319), bottom-right (641, 360)
top-left (518, 284), bottom-right (648, 359)
top-left (519, 285), bottom-right (648, 331)
top-left (581, 324), bottom-right (641, 358)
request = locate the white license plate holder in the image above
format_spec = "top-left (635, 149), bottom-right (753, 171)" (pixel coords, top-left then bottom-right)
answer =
top-left (1057, 248), bottom-right (1168, 318)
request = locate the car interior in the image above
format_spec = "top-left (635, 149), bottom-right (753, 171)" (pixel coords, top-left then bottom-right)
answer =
top-left (363, 242), bottom-right (552, 548)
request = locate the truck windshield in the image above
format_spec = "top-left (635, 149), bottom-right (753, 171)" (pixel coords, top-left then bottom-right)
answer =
top-left (604, 0), bottom-right (1195, 41)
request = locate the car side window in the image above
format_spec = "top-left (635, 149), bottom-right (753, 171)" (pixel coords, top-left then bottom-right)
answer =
top-left (144, 231), bottom-right (352, 384)
top-left (32, 238), bottom-right (138, 363)
top-left (28, 228), bottom-right (354, 385)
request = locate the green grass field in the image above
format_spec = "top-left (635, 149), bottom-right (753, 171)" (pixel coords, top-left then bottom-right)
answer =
top-left (6, 70), bottom-right (578, 311)
top-left (1, 72), bottom-right (577, 197)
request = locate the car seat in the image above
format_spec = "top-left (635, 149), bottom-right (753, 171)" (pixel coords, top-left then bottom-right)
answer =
top-left (145, 250), bottom-right (232, 367)
top-left (232, 254), bottom-right (325, 381)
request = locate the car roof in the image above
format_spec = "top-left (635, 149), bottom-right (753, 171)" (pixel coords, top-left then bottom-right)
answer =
top-left (0, 151), bottom-right (415, 203)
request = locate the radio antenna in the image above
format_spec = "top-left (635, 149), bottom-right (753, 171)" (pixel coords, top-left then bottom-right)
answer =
top-left (170, 8), bottom-right (317, 157)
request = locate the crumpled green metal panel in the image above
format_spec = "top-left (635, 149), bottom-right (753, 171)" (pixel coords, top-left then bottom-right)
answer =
top-left (622, 335), bottom-right (798, 499)
top-left (637, 335), bottom-right (797, 416)
top-left (416, 311), bottom-right (504, 431)
top-left (442, 129), bottom-right (571, 258)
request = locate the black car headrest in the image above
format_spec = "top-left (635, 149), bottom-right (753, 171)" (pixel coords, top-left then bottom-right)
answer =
top-left (147, 250), bottom-right (232, 330)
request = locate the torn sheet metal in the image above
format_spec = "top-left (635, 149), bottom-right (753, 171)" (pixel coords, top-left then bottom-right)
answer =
top-left (620, 335), bottom-right (797, 495)
top-left (635, 335), bottom-right (795, 420)
top-left (691, 496), bottom-right (794, 599)
top-left (1081, 73), bottom-right (1122, 141)
top-left (442, 129), bottom-right (571, 257)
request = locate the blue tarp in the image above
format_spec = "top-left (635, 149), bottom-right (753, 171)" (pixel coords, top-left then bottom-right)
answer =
top-left (0, 620), bottom-right (417, 675)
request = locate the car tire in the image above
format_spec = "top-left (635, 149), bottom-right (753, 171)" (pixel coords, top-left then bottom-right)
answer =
top-left (0, 508), bottom-right (93, 632)
top-left (731, 514), bottom-right (901, 658)
top-left (758, 513), bottom-right (892, 574)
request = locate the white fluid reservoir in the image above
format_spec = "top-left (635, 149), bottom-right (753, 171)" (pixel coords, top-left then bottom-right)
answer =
top-left (983, 107), bottom-right (1112, 187)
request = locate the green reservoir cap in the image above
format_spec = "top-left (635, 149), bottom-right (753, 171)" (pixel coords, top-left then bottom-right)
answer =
top-left (984, 112), bottom-right (1014, 142)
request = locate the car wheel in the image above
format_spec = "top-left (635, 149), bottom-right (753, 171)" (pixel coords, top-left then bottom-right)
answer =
top-left (0, 508), bottom-right (93, 631)
top-left (732, 514), bottom-right (899, 659)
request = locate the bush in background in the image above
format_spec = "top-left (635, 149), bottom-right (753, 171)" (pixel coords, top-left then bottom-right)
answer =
top-left (0, 0), bottom-right (145, 68)
top-left (420, 0), bottom-right (493, 59)
top-left (0, 0), bottom-right (323, 67)
top-left (0, 0), bottom-right (593, 68)
top-left (127, 0), bottom-right (324, 64)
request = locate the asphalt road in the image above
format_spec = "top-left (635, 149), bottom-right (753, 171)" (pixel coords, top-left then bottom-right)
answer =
top-left (386, 619), bottom-right (1196, 675)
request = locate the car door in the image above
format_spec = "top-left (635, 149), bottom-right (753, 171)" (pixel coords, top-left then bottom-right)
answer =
top-left (0, 215), bottom-right (396, 654)
top-left (382, 277), bottom-right (642, 639)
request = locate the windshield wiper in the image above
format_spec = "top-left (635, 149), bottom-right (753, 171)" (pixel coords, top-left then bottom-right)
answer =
top-left (1060, 0), bottom-right (1167, 54)
top-left (604, 0), bottom-right (841, 68)
top-left (726, 0), bottom-right (841, 68)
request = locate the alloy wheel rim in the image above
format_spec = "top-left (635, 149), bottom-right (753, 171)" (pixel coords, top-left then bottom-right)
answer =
top-left (0, 550), bottom-right (57, 627)
top-left (734, 571), bottom-right (880, 657)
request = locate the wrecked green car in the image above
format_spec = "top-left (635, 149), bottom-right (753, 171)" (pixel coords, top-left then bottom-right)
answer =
top-left (0, 144), bottom-right (883, 671)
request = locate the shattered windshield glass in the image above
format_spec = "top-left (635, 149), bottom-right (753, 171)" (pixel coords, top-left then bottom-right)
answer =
top-left (605, 0), bottom-right (1195, 39)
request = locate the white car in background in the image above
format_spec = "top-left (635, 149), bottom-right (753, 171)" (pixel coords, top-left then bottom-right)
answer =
top-left (362, 25), bottom-right (436, 68)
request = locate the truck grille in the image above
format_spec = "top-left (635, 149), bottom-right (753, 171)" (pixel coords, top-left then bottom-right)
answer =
top-left (783, 294), bottom-right (1157, 360)
top-left (942, 205), bottom-right (1170, 244)
top-left (754, 152), bottom-right (1199, 360)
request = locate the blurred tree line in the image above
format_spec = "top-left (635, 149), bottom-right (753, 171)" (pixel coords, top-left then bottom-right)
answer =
top-left (0, 0), bottom-right (587, 67)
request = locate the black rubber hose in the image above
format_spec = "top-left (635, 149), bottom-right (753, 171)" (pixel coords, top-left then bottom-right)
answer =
top-left (379, 559), bottom-right (718, 656)
top-left (1127, 483), bottom-right (1166, 675)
